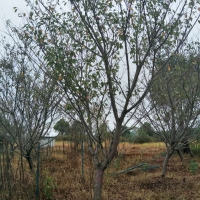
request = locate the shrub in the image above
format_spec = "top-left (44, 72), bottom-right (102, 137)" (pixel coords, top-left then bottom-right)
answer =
top-left (120, 135), bottom-right (136, 143)
top-left (189, 160), bottom-right (199, 174)
top-left (190, 144), bottom-right (200, 156)
top-left (134, 134), bottom-right (152, 143)
top-left (42, 171), bottom-right (56, 200)
top-left (55, 134), bottom-right (71, 141)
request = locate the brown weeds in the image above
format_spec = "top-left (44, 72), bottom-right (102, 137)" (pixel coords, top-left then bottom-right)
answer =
top-left (1, 142), bottom-right (200, 200)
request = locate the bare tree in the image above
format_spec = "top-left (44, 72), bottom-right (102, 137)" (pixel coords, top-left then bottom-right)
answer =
top-left (0, 42), bottom-right (60, 170)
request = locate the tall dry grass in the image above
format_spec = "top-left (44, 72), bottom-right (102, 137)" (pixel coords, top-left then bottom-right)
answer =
top-left (1, 141), bottom-right (200, 200)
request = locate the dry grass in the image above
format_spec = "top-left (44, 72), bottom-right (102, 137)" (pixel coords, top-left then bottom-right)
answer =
top-left (1, 142), bottom-right (200, 200)
top-left (40, 142), bottom-right (200, 200)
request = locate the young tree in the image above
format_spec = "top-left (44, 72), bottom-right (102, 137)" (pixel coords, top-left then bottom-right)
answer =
top-left (140, 46), bottom-right (200, 177)
top-left (0, 42), bottom-right (60, 170)
top-left (70, 120), bottom-right (85, 150)
top-left (10, 0), bottom-right (200, 198)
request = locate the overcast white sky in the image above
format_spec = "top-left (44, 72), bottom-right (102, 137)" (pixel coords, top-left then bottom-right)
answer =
top-left (0, 0), bottom-right (28, 32)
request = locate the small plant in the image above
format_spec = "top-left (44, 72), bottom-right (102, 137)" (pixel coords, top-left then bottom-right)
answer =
top-left (159, 151), bottom-right (166, 157)
top-left (43, 172), bottom-right (56, 200)
top-left (190, 145), bottom-right (200, 156)
top-left (113, 158), bottom-right (121, 171)
top-left (189, 160), bottom-right (199, 175)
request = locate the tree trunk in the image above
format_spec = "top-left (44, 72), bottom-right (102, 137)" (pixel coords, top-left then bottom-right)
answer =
top-left (177, 149), bottom-right (184, 164)
top-left (9, 142), bottom-right (14, 158)
top-left (93, 167), bottom-right (104, 200)
top-left (161, 150), bottom-right (173, 177)
top-left (25, 154), bottom-right (34, 171)
top-left (189, 149), bottom-right (194, 157)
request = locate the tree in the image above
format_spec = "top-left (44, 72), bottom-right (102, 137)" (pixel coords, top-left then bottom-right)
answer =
top-left (69, 120), bottom-right (85, 150)
top-left (0, 41), bottom-right (60, 170)
top-left (54, 118), bottom-right (70, 135)
top-left (10, 0), bottom-right (200, 198)
top-left (140, 46), bottom-right (200, 177)
top-left (138, 122), bottom-right (155, 137)
top-left (134, 124), bottom-right (152, 143)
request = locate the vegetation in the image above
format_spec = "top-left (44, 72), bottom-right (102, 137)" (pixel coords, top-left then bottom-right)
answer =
top-left (0, 41), bottom-right (60, 170)
top-left (140, 49), bottom-right (200, 177)
top-left (53, 119), bottom-right (70, 135)
top-left (1, 141), bottom-right (200, 200)
top-left (0, 0), bottom-right (200, 199)
top-left (54, 119), bottom-right (86, 150)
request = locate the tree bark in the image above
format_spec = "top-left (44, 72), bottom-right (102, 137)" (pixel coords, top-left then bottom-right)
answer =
top-left (177, 149), bottom-right (184, 164)
top-left (161, 150), bottom-right (173, 177)
top-left (9, 142), bottom-right (14, 158)
top-left (93, 167), bottom-right (104, 200)
top-left (25, 154), bottom-right (34, 171)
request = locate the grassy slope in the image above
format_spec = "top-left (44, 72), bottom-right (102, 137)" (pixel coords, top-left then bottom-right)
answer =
top-left (40, 142), bottom-right (200, 200)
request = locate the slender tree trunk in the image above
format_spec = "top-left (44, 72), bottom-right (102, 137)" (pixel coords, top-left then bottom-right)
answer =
top-left (161, 150), bottom-right (173, 177)
top-left (25, 154), bottom-right (34, 171)
top-left (92, 123), bottom-right (122, 200)
top-left (5, 142), bottom-right (12, 199)
top-left (93, 167), bottom-right (104, 200)
top-left (177, 149), bottom-right (184, 164)
top-left (189, 149), bottom-right (194, 157)
top-left (9, 142), bottom-right (14, 158)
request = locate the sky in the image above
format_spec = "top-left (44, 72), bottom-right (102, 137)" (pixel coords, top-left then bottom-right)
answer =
top-left (0, 0), bottom-right (28, 32)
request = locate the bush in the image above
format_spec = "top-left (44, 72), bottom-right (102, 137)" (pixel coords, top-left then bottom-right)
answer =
top-left (55, 135), bottom-right (71, 141)
top-left (120, 135), bottom-right (136, 143)
top-left (120, 134), bottom-right (161, 143)
top-left (190, 144), bottom-right (200, 156)
top-left (189, 160), bottom-right (199, 174)
top-left (134, 134), bottom-right (152, 143)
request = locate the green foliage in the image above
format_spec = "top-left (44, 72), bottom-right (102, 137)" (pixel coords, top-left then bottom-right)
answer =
top-left (54, 119), bottom-right (70, 135)
top-left (190, 144), bottom-right (200, 156)
top-left (147, 50), bottom-right (200, 153)
top-left (133, 123), bottom-right (160, 143)
top-left (16, 0), bottom-right (200, 127)
top-left (71, 120), bottom-right (84, 135)
top-left (113, 159), bottom-right (121, 171)
top-left (120, 134), bottom-right (136, 143)
top-left (189, 160), bottom-right (199, 175)
top-left (121, 125), bottom-right (131, 137)
top-left (120, 124), bottom-right (160, 143)
top-left (134, 134), bottom-right (153, 144)
top-left (55, 135), bottom-right (71, 141)
top-left (6, 2), bottom-right (200, 197)
top-left (151, 52), bottom-right (200, 110)
top-left (159, 151), bottom-right (167, 157)
top-left (94, 122), bottom-right (111, 141)
top-left (43, 171), bottom-right (56, 200)
top-left (139, 122), bottom-right (155, 137)
top-left (100, 123), bottom-right (110, 141)
top-left (55, 120), bottom-right (86, 151)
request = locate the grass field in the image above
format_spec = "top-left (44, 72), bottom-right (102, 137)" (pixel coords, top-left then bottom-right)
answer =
top-left (1, 141), bottom-right (200, 199)
top-left (39, 141), bottom-right (200, 200)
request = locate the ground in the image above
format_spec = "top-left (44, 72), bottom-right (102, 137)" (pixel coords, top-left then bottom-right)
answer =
top-left (1, 142), bottom-right (200, 199)
top-left (39, 142), bottom-right (200, 200)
